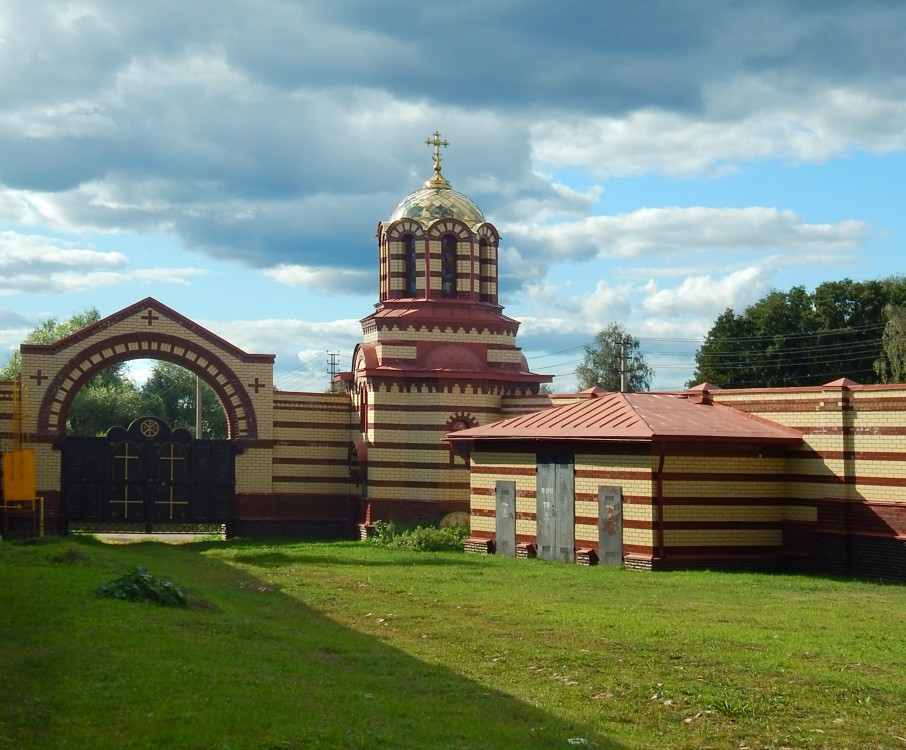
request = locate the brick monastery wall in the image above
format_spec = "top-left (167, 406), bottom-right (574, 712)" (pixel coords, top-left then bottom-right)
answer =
top-left (362, 382), bottom-right (545, 522)
top-left (710, 384), bottom-right (906, 578)
top-left (234, 390), bottom-right (358, 536)
top-left (0, 382), bottom-right (13, 452)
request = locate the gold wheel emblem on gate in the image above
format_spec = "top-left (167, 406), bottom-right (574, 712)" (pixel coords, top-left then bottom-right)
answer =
top-left (140, 419), bottom-right (160, 438)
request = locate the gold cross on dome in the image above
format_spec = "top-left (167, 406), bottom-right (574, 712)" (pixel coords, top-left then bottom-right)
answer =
top-left (425, 130), bottom-right (449, 174)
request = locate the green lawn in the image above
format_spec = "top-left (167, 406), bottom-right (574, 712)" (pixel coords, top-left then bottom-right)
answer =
top-left (2, 536), bottom-right (905, 749)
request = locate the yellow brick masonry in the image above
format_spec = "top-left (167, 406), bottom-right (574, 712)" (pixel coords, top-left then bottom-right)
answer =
top-left (271, 391), bottom-right (355, 495)
top-left (712, 385), bottom-right (906, 509)
top-left (236, 449), bottom-right (273, 494)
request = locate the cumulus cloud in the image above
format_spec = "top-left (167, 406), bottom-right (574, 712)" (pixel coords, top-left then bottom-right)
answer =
top-left (640, 267), bottom-right (773, 317)
top-left (203, 317), bottom-right (362, 359)
top-left (0, 231), bottom-right (206, 295)
top-left (503, 207), bottom-right (869, 270)
top-left (263, 264), bottom-right (372, 295)
top-left (0, 231), bottom-right (127, 270)
top-left (531, 83), bottom-right (906, 178)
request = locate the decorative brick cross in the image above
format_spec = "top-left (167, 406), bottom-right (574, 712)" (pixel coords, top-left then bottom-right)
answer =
top-left (30, 369), bottom-right (47, 386)
top-left (247, 377), bottom-right (266, 394)
top-left (141, 309), bottom-right (160, 326)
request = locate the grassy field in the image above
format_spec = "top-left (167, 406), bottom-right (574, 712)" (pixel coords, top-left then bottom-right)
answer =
top-left (2, 536), bottom-right (905, 750)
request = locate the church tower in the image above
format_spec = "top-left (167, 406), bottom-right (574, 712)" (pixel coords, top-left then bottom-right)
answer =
top-left (341, 133), bottom-right (551, 529)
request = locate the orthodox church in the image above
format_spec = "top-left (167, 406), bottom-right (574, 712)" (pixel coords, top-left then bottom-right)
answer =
top-left (2, 134), bottom-right (905, 582)
top-left (337, 131), bottom-right (552, 528)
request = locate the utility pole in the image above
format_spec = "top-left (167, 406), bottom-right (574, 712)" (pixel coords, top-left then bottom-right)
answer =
top-left (195, 374), bottom-right (202, 437)
top-left (327, 352), bottom-right (340, 393)
top-left (620, 337), bottom-right (629, 393)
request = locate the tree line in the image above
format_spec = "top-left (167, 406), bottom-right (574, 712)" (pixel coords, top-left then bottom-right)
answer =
top-left (577, 277), bottom-right (906, 391)
top-left (1, 308), bottom-right (227, 438)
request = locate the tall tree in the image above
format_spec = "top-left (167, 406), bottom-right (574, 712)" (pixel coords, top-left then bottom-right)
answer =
top-left (0, 308), bottom-right (141, 435)
top-left (140, 361), bottom-right (228, 439)
top-left (576, 323), bottom-right (653, 392)
top-left (875, 304), bottom-right (906, 383)
top-left (691, 277), bottom-right (906, 388)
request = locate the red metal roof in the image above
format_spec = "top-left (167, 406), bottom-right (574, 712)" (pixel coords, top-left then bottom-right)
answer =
top-left (447, 391), bottom-right (802, 444)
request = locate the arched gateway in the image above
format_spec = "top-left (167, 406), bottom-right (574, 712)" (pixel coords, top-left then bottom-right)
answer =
top-left (17, 297), bottom-right (277, 533)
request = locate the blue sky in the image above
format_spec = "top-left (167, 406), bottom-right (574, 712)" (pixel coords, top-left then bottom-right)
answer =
top-left (1, 1), bottom-right (904, 392)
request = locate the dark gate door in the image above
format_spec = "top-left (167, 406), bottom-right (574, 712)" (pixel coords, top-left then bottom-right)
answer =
top-left (495, 480), bottom-right (516, 557)
top-left (61, 416), bottom-right (234, 533)
top-left (598, 485), bottom-right (623, 567)
top-left (536, 454), bottom-right (575, 562)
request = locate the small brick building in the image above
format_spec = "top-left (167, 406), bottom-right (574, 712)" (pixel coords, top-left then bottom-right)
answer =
top-left (448, 381), bottom-right (906, 580)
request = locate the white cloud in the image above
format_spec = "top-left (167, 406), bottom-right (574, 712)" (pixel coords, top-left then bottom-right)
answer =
top-left (0, 231), bottom-right (127, 270)
top-left (641, 267), bottom-right (772, 317)
top-left (263, 264), bottom-right (371, 294)
top-left (202, 317), bottom-right (362, 359)
top-left (531, 81), bottom-right (906, 178)
top-left (503, 207), bottom-right (870, 266)
top-left (0, 230), bottom-right (208, 294)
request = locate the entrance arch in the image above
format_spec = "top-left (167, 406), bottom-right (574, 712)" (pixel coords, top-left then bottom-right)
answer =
top-left (35, 331), bottom-right (256, 439)
top-left (20, 297), bottom-right (275, 441)
top-left (16, 298), bottom-right (276, 532)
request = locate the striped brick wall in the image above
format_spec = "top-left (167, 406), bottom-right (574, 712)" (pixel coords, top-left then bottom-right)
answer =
top-left (710, 383), bottom-right (906, 578)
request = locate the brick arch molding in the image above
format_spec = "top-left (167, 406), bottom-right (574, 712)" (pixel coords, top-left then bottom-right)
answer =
top-left (36, 331), bottom-right (259, 439)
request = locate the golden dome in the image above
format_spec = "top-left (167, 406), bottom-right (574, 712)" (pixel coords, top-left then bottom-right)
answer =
top-left (389, 185), bottom-right (485, 226)
top-left (389, 130), bottom-right (486, 226)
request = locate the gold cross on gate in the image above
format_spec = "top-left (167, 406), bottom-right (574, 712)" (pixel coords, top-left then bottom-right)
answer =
top-left (113, 443), bottom-right (139, 481)
top-left (425, 130), bottom-right (449, 174)
top-left (110, 485), bottom-right (143, 520)
top-left (159, 444), bottom-right (185, 482)
top-left (156, 487), bottom-right (189, 520)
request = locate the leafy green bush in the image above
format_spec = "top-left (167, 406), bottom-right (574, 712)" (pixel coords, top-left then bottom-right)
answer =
top-left (370, 521), bottom-right (467, 552)
top-left (95, 566), bottom-right (186, 607)
top-left (370, 519), bottom-right (398, 546)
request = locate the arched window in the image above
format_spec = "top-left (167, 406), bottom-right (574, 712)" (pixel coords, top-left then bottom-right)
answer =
top-left (358, 385), bottom-right (369, 434)
top-left (479, 238), bottom-right (490, 302)
top-left (404, 234), bottom-right (418, 296)
top-left (441, 235), bottom-right (457, 298)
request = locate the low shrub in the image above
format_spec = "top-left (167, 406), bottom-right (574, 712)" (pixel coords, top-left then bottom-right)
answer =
top-left (95, 566), bottom-right (186, 607)
top-left (370, 520), bottom-right (467, 552)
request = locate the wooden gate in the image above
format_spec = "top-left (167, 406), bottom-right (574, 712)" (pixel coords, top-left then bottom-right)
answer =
top-left (536, 454), bottom-right (575, 562)
top-left (61, 416), bottom-right (234, 534)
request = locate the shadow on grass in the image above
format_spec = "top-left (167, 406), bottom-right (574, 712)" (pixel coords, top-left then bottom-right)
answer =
top-left (1, 536), bottom-right (626, 750)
